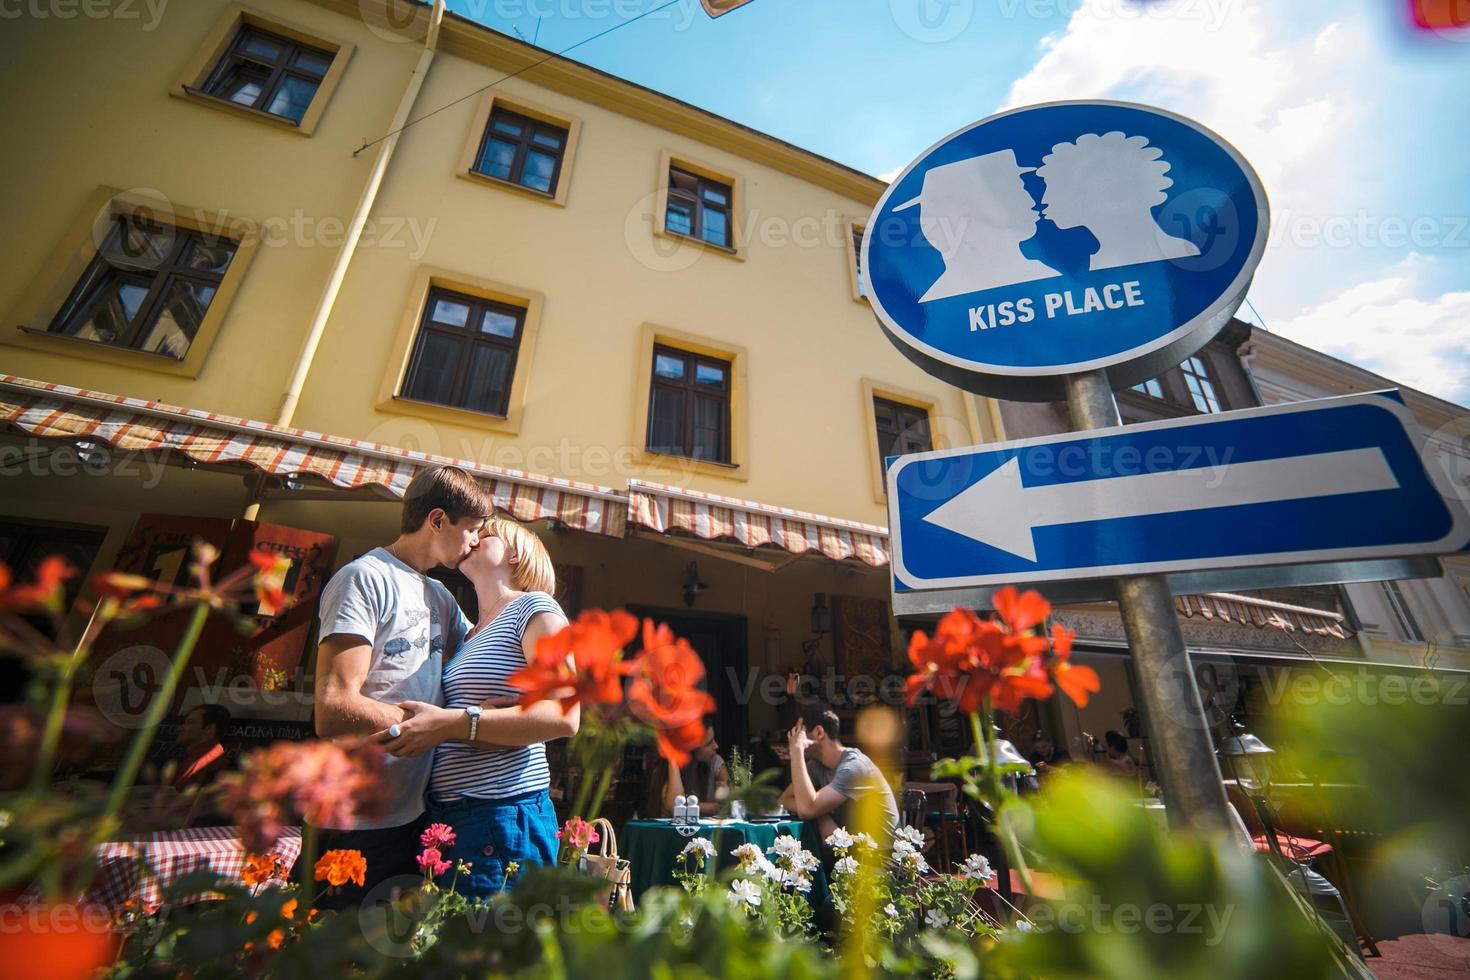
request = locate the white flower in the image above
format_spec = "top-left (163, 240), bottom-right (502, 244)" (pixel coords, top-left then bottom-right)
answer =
top-left (925, 909), bottom-right (950, 929)
top-left (681, 838), bottom-right (717, 861)
top-left (960, 853), bottom-right (993, 881)
top-left (851, 832), bottom-right (878, 852)
top-left (751, 855), bottom-right (779, 879)
top-left (893, 840), bottom-right (929, 873)
top-left (825, 827), bottom-right (854, 849)
top-left (732, 843), bottom-right (763, 866)
top-left (769, 834), bottom-right (804, 860)
top-left (896, 825), bottom-right (924, 847)
top-left (833, 856), bottom-right (859, 877)
top-left (1014, 918), bottom-right (1035, 933)
top-left (729, 879), bottom-right (762, 907)
top-left (883, 903), bottom-right (900, 918)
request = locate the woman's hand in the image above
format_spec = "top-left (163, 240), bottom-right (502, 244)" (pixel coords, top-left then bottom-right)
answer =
top-left (374, 701), bottom-right (463, 757)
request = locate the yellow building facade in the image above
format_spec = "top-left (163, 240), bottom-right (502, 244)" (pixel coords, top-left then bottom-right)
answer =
top-left (0, 0), bottom-right (1005, 765)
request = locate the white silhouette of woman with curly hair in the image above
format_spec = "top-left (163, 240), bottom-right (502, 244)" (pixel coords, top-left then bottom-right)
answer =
top-left (1036, 132), bottom-right (1201, 271)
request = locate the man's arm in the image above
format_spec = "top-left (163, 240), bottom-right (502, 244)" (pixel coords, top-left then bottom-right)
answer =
top-left (315, 634), bottom-right (403, 737)
top-left (786, 726), bottom-right (848, 820)
top-left (378, 609), bottom-right (580, 756)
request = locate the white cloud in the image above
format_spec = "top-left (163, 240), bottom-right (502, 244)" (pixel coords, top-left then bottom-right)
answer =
top-left (878, 165), bottom-right (903, 183)
top-left (1271, 254), bottom-right (1470, 405)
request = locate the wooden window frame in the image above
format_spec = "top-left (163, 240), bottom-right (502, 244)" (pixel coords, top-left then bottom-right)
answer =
top-left (631, 324), bottom-right (748, 481)
top-left (862, 380), bottom-right (940, 504)
top-left (457, 92), bottom-right (582, 206)
top-left (401, 288), bottom-right (525, 418)
top-left (645, 344), bottom-right (733, 465)
top-left (377, 267), bottom-right (545, 435)
top-left (3, 186), bottom-right (260, 377)
top-left (45, 214), bottom-right (240, 360)
top-left (846, 221), bottom-right (869, 304)
top-left (653, 151), bottom-right (746, 261)
top-left (172, 4), bottom-right (354, 137)
top-left (1180, 354), bottom-right (1222, 414)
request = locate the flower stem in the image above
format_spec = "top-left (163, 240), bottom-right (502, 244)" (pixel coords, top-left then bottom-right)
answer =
top-left (31, 602), bottom-right (104, 792)
top-left (584, 767), bottom-right (615, 824)
top-left (298, 823), bottom-right (317, 895)
top-left (101, 601), bottom-right (211, 823)
top-left (971, 705), bottom-right (1036, 901)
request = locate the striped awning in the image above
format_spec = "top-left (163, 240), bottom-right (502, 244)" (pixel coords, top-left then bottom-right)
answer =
top-left (1176, 592), bottom-right (1349, 639)
top-left (629, 479), bottom-right (890, 567)
top-left (0, 375), bottom-right (626, 537)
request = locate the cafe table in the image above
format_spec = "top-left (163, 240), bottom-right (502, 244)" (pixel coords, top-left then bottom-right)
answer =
top-left (84, 826), bottom-right (302, 913)
top-left (621, 817), bottom-right (828, 906)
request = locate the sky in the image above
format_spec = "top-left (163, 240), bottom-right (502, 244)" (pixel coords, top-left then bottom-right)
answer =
top-left (445, 0), bottom-right (1470, 407)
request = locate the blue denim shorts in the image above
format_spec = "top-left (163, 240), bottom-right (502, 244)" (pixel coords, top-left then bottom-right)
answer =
top-left (426, 788), bottom-right (559, 901)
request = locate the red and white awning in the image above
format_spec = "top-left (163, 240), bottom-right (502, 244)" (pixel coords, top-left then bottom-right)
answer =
top-left (1175, 591), bottom-right (1348, 638)
top-left (628, 479), bottom-right (890, 567)
top-left (0, 375), bottom-right (626, 537)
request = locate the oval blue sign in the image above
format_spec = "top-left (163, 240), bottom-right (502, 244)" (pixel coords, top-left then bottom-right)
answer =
top-left (864, 101), bottom-right (1269, 401)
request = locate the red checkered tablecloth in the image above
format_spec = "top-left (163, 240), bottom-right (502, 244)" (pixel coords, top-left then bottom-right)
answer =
top-left (84, 826), bottom-right (302, 913)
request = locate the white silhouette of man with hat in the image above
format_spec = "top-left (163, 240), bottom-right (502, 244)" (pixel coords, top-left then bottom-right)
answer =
top-left (893, 149), bottom-right (1061, 303)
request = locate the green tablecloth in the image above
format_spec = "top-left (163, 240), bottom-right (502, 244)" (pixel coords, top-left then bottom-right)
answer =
top-left (621, 818), bottom-right (829, 907)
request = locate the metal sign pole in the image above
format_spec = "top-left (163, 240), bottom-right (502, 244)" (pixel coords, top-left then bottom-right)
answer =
top-left (1065, 369), bottom-right (1233, 834)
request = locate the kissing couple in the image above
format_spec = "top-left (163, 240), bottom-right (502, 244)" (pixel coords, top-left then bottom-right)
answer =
top-left (311, 465), bottom-right (574, 907)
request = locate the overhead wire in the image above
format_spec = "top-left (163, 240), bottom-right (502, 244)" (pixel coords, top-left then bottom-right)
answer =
top-left (353, 0), bottom-right (682, 157)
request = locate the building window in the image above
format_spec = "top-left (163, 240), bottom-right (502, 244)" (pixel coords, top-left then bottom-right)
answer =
top-left (1381, 580), bottom-right (1423, 642)
top-left (852, 226), bottom-right (868, 299)
top-left (1132, 378), bottom-right (1164, 399)
top-left (874, 397), bottom-right (932, 460)
top-left (201, 25), bottom-right (335, 123)
top-left (401, 288), bottom-right (525, 417)
top-left (646, 345), bottom-right (731, 463)
top-left (48, 215), bottom-right (238, 360)
top-left (1181, 355), bottom-right (1222, 413)
top-left (473, 108), bottom-right (568, 195)
top-left (665, 167), bottom-right (733, 248)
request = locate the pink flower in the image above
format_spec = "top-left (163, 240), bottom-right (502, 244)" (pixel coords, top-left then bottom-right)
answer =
top-left (556, 816), bottom-right (599, 851)
top-left (217, 739), bottom-right (388, 852)
top-left (420, 823), bottom-right (456, 850)
top-left (416, 847), bottom-right (451, 878)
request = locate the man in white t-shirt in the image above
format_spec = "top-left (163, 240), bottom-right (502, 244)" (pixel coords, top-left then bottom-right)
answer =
top-left (311, 465), bottom-right (490, 907)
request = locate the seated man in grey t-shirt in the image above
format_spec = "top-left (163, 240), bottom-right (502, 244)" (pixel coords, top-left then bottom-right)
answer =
top-left (779, 703), bottom-right (900, 842)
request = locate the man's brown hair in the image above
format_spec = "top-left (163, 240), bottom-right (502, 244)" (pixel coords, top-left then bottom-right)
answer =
top-left (400, 465), bottom-right (491, 533)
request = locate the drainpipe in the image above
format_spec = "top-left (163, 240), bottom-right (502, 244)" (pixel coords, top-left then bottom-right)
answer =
top-left (244, 0), bottom-right (446, 521)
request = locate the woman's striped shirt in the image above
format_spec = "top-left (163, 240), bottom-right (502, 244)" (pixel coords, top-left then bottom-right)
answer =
top-left (428, 591), bottom-right (563, 802)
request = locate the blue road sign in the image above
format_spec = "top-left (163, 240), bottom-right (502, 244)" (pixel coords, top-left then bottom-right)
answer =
top-left (864, 101), bottom-right (1269, 401)
top-left (888, 392), bottom-right (1470, 591)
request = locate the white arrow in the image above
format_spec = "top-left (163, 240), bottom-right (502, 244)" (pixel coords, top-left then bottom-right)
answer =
top-left (921, 447), bottom-right (1400, 563)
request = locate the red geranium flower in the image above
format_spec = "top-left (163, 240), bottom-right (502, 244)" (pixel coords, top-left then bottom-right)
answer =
top-left (0, 556), bottom-right (75, 615)
top-left (627, 621), bottom-right (715, 767)
top-left (508, 609), bottom-right (638, 714)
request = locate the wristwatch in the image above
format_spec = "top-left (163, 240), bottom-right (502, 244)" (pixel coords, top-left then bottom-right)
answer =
top-left (465, 705), bottom-right (483, 743)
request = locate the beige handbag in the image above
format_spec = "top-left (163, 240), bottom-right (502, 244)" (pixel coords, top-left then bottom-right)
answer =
top-left (576, 817), bottom-right (635, 913)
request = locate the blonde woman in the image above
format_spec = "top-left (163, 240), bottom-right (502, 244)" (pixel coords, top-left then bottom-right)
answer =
top-left (378, 517), bottom-right (575, 898)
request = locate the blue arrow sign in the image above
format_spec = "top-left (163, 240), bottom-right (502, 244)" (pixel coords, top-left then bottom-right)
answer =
top-left (888, 392), bottom-right (1470, 591)
top-left (864, 101), bottom-right (1269, 401)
